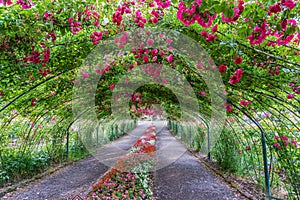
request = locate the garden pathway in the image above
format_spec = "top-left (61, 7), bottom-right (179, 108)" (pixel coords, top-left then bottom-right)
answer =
top-left (3, 120), bottom-right (246, 200)
top-left (3, 121), bottom-right (152, 200)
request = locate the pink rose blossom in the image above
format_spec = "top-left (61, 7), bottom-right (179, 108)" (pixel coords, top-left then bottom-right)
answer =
top-left (82, 72), bottom-right (89, 78)
top-left (234, 56), bottom-right (243, 64)
top-left (110, 84), bottom-right (115, 90)
top-left (218, 64), bottom-right (227, 73)
top-left (166, 54), bottom-right (173, 63)
top-left (287, 94), bottom-right (294, 99)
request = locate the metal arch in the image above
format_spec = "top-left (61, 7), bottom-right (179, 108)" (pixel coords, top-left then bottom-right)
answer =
top-left (216, 92), bottom-right (272, 199)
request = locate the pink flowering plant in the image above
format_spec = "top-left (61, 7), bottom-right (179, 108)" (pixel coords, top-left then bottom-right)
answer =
top-left (86, 126), bottom-right (156, 199)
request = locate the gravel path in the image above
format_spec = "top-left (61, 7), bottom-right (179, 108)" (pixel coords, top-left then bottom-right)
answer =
top-left (3, 121), bottom-right (152, 200)
top-left (152, 122), bottom-right (246, 200)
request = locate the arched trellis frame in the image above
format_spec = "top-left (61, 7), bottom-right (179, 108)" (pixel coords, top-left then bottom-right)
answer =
top-left (0, 1), bottom-right (299, 199)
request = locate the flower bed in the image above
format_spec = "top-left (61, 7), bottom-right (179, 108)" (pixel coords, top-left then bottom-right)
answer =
top-left (85, 126), bottom-right (156, 200)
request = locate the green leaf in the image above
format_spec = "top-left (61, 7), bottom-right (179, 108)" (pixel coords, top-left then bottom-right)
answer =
top-left (214, 4), bottom-right (223, 13)
top-left (224, 7), bottom-right (234, 18)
